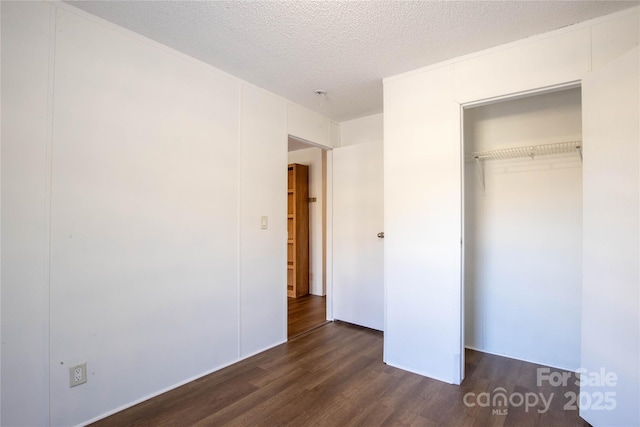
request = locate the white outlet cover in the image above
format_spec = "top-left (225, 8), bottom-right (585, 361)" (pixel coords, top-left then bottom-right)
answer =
top-left (69, 363), bottom-right (87, 387)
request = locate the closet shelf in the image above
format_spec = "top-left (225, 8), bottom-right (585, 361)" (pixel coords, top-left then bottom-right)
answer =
top-left (471, 141), bottom-right (582, 161)
top-left (471, 141), bottom-right (582, 191)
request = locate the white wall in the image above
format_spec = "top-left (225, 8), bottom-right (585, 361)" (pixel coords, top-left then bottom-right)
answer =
top-left (240, 85), bottom-right (288, 358)
top-left (288, 147), bottom-right (325, 296)
top-left (49, 8), bottom-right (243, 423)
top-left (0, 2), bottom-right (329, 425)
top-left (339, 113), bottom-right (383, 147)
top-left (1, 3), bottom-right (53, 425)
top-left (581, 45), bottom-right (639, 427)
top-left (287, 103), bottom-right (336, 149)
top-left (384, 7), bottom-right (639, 426)
top-left (384, 64), bottom-right (462, 383)
top-left (464, 88), bottom-right (583, 371)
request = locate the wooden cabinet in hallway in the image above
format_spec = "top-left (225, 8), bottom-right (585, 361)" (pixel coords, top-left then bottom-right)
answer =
top-left (287, 163), bottom-right (309, 298)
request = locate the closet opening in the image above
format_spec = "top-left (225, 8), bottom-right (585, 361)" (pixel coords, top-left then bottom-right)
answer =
top-left (287, 135), bottom-right (329, 338)
top-left (462, 87), bottom-right (583, 377)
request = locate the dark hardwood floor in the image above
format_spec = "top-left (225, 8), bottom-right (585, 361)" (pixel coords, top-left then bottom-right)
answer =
top-left (91, 321), bottom-right (589, 427)
top-left (287, 294), bottom-right (327, 338)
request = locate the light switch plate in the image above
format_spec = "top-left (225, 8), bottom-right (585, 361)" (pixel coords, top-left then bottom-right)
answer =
top-left (261, 216), bottom-right (268, 229)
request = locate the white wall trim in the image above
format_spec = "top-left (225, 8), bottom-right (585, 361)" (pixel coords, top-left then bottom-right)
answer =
top-left (288, 134), bottom-right (333, 151)
top-left (384, 361), bottom-right (453, 385)
top-left (465, 346), bottom-right (577, 374)
top-left (236, 83), bottom-right (244, 359)
top-left (44, 5), bottom-right (58, 425)
top-left (325, 150), bottom-right (334, 321)
top-left (460, 81), bottom-right (581, 109)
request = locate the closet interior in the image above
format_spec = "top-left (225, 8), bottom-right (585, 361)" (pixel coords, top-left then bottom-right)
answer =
top-left (463, 87), bottom-right (583, 371)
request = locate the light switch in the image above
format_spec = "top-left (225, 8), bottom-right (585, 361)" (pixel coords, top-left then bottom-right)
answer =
top-left (261, 216), bottom-right (268, 229)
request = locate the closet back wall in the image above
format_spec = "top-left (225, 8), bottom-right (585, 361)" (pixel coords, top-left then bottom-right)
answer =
top-left (464, 88), bottom-right (583, 371)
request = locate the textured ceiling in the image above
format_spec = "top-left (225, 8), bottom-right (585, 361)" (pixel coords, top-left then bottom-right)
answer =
top-left (66, 1), bottom-right (638, 122)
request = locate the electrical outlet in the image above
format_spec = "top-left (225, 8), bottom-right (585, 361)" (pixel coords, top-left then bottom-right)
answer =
top-left (69, 363), bottom-right (87, 388)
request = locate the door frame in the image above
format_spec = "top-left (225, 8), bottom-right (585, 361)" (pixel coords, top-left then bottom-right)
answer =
top-left (287, 135), bottom-right (334, 323)
top-left (458, 80), bottom-right (582, 381)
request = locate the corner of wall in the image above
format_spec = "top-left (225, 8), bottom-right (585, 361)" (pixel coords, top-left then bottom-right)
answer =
top-left (330, 121), bottom-right (340, 149)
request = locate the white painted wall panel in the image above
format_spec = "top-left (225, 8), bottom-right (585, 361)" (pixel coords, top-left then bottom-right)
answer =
top-left (287, 102), bottom-right (332, 148)
top-left (581, 46), bottom-right (639, 427)
top-left (591, 11), bottom-right (639, 71)
top-left (1, 2), bottom-right (338, 425)
top-left (0, 2), bottom-right (53, 425)
top-left (49, 9), bottom-right (240, 426)
top-left (339, 113), bottom-right (383, 147)
top-left (453, 28), bottom-right (590, 104)
top-left (384, 65), bottom-right (462, 383)
top-left (240, 84), bottom-right (287, 357)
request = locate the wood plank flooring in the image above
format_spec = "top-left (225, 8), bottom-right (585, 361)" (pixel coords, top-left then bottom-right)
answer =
top-left (91, 321), bottom-right (590, 427)
top-left (287, 294), bottom-right (327, 338)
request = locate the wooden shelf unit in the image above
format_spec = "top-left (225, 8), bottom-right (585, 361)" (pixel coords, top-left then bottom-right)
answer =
top-left (287, 164), bottom-right (309, 298)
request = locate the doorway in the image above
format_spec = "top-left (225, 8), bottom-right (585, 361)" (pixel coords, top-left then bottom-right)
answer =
top-left (287, 135), bottom-right (329, 338)
top-left (462, 87), bottom-right (583, 373)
